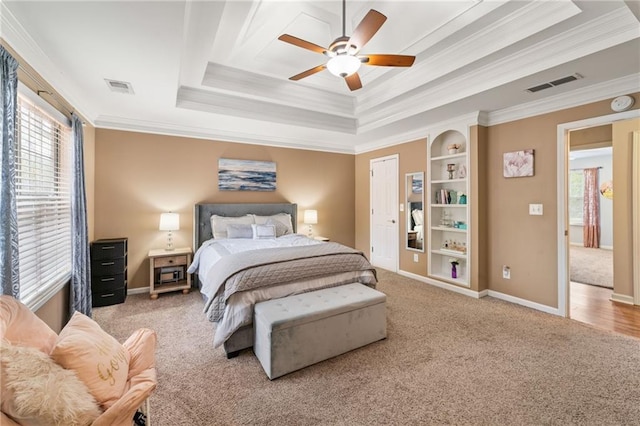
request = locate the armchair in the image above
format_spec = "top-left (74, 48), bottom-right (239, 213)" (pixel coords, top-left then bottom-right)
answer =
top-left (0, 296), bottom-right (157, 426)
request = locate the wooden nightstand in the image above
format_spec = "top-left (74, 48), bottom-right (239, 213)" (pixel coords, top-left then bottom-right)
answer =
top-left (148, 247), bottom-right (192, 299)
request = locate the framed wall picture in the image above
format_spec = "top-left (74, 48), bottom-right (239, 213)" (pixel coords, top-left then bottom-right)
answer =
top-left (503, 149), bottom-right (534, 178)
top-left (218, 158), bottom-right (276, 191)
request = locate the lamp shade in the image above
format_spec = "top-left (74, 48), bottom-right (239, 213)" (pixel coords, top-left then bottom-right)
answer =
top-left (159, 212), bottom-right (180, 231)
top-left (303, 209), bottom-right (318, 225)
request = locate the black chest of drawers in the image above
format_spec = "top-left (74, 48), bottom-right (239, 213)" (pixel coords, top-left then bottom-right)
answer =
top-left (91, 238), bottom-right (128, 307)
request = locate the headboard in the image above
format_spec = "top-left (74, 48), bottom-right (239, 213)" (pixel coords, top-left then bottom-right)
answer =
top-left (193, 203), bottom-right (298, 250)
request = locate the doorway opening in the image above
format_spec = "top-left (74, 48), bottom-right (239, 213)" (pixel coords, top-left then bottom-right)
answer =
top-left (567, 139), bottom-right (614, 327)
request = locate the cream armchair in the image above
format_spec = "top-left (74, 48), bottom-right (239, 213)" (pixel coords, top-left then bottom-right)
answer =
top-left (0, 296), bottom-right (157, 426)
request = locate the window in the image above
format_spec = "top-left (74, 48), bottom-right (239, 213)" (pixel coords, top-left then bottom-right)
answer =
top-left (569, 170), bottom-right (584, 225)
top-left (15, 90), bottom-right (72, 311)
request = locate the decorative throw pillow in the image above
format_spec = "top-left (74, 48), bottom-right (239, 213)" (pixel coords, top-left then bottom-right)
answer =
top-left (51, 312), bottom-right (131, 410)
top-left (226, 224), bottom-right (253, 239)
top-left (252, 213), bottom-right (293, 235)
top-left (210, 215), bottom-right (254, 239)
top-left (0, 340), bottom-right (102, 426)
top-left (252, 223), bottom-right (276, 239)
top-left (265, 218), bottom-right (289, 237)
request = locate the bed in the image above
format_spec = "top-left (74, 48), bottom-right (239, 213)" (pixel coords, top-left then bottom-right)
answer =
top-left (189, 203), bottom-right (377, 358)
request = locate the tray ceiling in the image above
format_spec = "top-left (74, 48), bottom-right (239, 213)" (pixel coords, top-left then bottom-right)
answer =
top-left (1, 0), bottom-right (639, 153)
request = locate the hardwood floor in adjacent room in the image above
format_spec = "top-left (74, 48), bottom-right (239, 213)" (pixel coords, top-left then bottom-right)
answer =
top-left (570, 281), bottom-right (640, 339)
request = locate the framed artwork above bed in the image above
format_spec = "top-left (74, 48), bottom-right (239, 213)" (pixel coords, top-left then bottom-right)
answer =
top-left (218, 158), bottom-right (276, 191)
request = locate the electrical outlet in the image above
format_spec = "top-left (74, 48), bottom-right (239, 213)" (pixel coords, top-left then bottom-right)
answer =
top-left (502, 265), bottom-right (511, 279)
top-left (413, 253), bottom-right (419, 262)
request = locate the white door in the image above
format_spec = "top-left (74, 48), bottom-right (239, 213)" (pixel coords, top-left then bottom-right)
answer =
top-left (370, 155), bottom-right (399, 271)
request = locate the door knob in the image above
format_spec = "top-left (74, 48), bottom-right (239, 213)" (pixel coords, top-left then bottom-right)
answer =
top-left (388, 219), bottom-right (396, 224)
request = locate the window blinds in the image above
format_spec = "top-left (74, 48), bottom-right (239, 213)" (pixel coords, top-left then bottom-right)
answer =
top-left (15, 94), bottom-right (72, 310)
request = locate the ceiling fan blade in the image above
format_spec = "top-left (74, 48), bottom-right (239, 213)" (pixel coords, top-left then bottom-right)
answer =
top-left (348, 10), bottom-right (387, 53)
top-left (345, 73), bottom-right (362, 91)
top-left (278, 34), bottom-right (327, 54)
top-left (289, 64), bottom-right (326, 81)
top-left (360, 54), bottom-right (415, 67)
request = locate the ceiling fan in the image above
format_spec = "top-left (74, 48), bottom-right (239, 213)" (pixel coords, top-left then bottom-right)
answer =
top-left (278, 0), bottom-right (415, 91)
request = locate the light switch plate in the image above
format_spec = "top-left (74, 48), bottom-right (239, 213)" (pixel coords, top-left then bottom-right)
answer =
top-left (503, 265), bottom-right (511, 279)
top-left (529, 203), bottom-right (543, 215)
top-left (400, 203), bottom-right (404, 212)
top-left (413, 253), bottom-right (419, 262)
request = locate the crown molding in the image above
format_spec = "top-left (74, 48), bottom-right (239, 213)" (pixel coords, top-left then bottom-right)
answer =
top-left (355, 0), bottom-right (581, 116)
top-left (357, 6), bottom-right (639, 134)
top-left (177, 85), bottom-right (357, 133)
top-left (0, 2), bottom-right (96, 125)
top-left (486, 74), bottom-right (640, 126)
top-left (93, 115), bottom-right (356, 154)
top-left (202, 63), bottom-right (356, 116)
top-left (354, 111), bottom-right (483, 154)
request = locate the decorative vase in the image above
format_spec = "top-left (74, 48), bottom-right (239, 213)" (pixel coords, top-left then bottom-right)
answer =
top-left (459, 194), bottom-right (467, 205)
top-left (448, 148), bottom-right (458, 155)
top-left (451, 264), bottom-right (457, 279)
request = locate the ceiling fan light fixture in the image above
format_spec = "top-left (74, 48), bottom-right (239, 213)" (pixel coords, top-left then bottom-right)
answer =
top-left (327, 54), bottom-right (361, 78)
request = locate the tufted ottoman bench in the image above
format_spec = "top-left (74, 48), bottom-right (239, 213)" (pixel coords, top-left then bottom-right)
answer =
top-left (253, 283), bottom-right (386, 379)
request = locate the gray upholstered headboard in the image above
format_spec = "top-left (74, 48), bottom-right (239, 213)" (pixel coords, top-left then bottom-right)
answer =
top-left (193, 203), bottom-right (298, 250)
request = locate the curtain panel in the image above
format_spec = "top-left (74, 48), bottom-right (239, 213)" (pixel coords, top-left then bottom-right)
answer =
top-left (0, 46), bottom-right (20, 297)
top-left (583, 167), bottom-right (600, 248)
top-left (70, 115), bottom-right (92, 316)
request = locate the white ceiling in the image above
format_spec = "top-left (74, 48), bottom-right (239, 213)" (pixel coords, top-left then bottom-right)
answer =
top-left (1, 0), bottom-right (639, 153)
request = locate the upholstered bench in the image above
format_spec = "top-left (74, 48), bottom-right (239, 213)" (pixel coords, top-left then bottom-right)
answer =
top-left (253, 283), bottom-right (386, 380)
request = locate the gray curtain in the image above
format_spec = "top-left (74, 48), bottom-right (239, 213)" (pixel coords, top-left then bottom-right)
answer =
top-left (70, 114), bottom-right (92, 316)
top-left (0, 46), bottom-right (20, 298)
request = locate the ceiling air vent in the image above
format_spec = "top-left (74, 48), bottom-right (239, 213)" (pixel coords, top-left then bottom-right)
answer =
top-left (105, 79), bottom-right (134, 94)
top-left (526, 73), bottom-right (582, 93)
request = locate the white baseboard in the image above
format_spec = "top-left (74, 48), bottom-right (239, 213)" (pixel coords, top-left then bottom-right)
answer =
top-left (610, 293), bottom-right (634, 305)
top-left (397, 270), bottom-right (486, 299)
top-left (128, 286), bottom-right (150, 295)
top-left (487, 290), bottom-right (561, 316)
top-left (600, 245), bottom-right (613, 250)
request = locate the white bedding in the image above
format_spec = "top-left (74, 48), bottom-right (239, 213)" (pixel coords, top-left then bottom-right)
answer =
top-left (188, 234), bottom-right (378, 347)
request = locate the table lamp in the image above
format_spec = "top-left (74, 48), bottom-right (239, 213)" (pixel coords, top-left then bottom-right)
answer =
top-left (303, 209), bottom-right (318, 238)
top-left (159, 212), bottom-right (179, 250)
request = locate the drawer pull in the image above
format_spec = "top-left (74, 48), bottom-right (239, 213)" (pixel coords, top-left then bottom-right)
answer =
top-left (101, 262), bottom-right (115, 266)
top-left (101, 278), bottom-right (115, 282)
top-left (101, 293), bottom-right (115, 298)
top-left (168, 260), bottom-right (174, 263)
top-left (101, 246), bottom-right (115, 250)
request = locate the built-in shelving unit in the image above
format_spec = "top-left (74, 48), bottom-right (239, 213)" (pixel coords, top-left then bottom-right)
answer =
top-left (427, 129), bottom-right (470, 287)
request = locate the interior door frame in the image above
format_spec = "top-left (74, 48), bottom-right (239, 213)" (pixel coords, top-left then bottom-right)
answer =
top-left (556, 109), bottom-right (640, 317)
top-left (633, 130), bottom-right (640, 305)
top-left (369, 154), bottom-right (399, 272)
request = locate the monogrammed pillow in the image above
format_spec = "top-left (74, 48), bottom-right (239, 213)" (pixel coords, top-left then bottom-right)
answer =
top-left (51, 312), bottom-right (131, 409)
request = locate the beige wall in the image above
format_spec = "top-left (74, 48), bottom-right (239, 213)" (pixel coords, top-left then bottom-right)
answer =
top-left (485, 97), bottom-right (638, 308)
top-left (570, 124), bottom-right (612, 149)
top-left (354, 139), bottom-right (428, 276)
top-left (612, 118), bottom-right (640, 297)
top-left (354, 95), bottom-right (638, 308)
top-left (94, 129), bottom-right (355, 290)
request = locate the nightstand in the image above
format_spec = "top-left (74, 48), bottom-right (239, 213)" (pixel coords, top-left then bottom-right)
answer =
top-left (148, 247), bottom-right (192, 299)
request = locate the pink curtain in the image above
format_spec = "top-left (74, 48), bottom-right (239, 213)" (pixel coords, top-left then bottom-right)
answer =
top-left (583, 168), bottom-right (600, 248)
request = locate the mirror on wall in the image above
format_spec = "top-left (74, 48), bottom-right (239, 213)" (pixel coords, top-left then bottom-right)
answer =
top-left (406, 172), bottom-right (424, 252)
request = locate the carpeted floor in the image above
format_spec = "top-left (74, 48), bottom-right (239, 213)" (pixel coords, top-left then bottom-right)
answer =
top-left (570, 245), bottom-right (613, 289)
top-left (94, 270), bottom-right (640, 425)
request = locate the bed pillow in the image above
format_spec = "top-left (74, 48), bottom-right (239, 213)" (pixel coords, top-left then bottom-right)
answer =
top-left (226, 224), bottom-right (253, 239)
top-left (1, 340), bottom-right (102, 425)
top-left (210, 215), bottom-right (254, 239)
top-left (252, 213), bottom-right (293, 235)
top-left (265, 218), bottom-right (289, 237)
top-left (50, 312), bottom-right (131, 410)
top-left (252, 224), bottom-right (276, 239)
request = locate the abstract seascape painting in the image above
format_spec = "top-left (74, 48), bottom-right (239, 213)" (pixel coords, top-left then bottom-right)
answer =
top-left (218, 158), bottom-right (276, 191)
